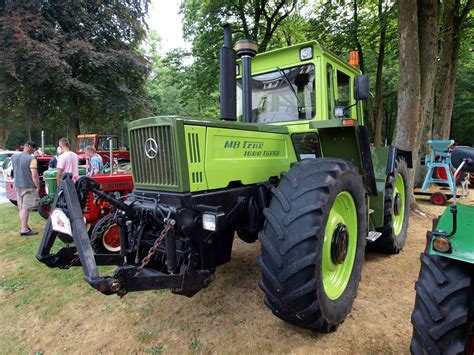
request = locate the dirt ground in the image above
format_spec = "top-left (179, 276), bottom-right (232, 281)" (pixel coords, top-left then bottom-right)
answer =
top-left (1, 191), bottom-right (473, 354)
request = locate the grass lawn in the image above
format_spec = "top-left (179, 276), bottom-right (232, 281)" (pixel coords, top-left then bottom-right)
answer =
top-left (1, 196), bottom-right (460, 353)
top-left (0, 203), bottom-right (287, 354)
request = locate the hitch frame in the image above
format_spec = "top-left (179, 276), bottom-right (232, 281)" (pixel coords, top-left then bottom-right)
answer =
top-left (36, 174), bottom-right (213, 297)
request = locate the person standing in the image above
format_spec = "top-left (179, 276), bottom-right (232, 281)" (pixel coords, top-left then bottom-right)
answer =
top-left (48, 146), bottom-right (63, 169)
top-left (56, 138), bottom-right (79, 184)
top-left (11, 141), bottom-right (40, 236)
top-left (84, 146), bottom-right (104, 176)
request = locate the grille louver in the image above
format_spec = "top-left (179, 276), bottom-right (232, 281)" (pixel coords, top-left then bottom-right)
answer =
top-left (188, 132), bottom-right (201, 163)
top-left (130, 125), bottom-right (179, 188)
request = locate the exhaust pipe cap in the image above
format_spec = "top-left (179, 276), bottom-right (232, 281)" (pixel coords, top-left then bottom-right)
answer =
top-left (235, 40), bottom-right (258, 57)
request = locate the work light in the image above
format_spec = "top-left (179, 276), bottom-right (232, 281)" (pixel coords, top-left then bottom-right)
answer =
top-left (300, 47), bottom-right (313, 60)
top-left (202, 213), bottom-right (217, 231)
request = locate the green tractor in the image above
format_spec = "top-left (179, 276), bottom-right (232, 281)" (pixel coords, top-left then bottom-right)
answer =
top-left (38, 25), bottom-right (411, 332)
top-left (410, 146), bottom-right (474, 353)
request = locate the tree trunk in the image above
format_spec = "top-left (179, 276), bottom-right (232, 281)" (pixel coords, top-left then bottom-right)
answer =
top-left (373, 0), bottom-right (389, 147)
top-left (415, 0), bottom-right (439, 186)
top-left (0, 126), bottom-right (10, 148)
top-left (68, 96), bottom-right (81, 151)
top-left (433, 0), bottom-right (473, 139)
top-left (394, 0), bottom-right (422, 197)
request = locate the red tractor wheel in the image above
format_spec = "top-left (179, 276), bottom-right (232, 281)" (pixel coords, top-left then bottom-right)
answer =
top-left (90, 214), bottom-right (121, 254)
top-left (102, 224), bottom-right (120, 252)
top-left (430, 192), bottom-right (447, 206)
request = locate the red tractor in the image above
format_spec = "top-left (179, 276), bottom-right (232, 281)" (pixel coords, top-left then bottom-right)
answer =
top-left (40, 164), bottom-right (134, 253)
top-left (76, 134), bottom-right (130, 165)
top-left (78, 172), bottom-right (134, 253)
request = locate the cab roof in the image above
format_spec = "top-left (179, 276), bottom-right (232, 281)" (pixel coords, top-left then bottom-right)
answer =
top-left (242, 40), bottom-right (361, 76)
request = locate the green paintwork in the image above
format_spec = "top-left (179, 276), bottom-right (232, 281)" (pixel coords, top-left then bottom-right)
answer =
top-left (43, 167), bottom-right (87, 202)
top-left (182, 117), bottom-right (289, 134)
top-left (185, 125), bottom-right (208, 192)
top-left (128, 116), bottom-right (190, 192)
top-left (370, 148), bottom-right (390, 229)
top-left (393, 173), bottom-right (406, 236)
top-left (317, 127), bottom-right (364, 177)
top-left (237, 41), bottom-right (364, 129)
top-left (44, 169), bottom-right (58, 198)
top-left (429, 205), bottom-right (474, 264)
top-left (322, 191), bottom-right (357, 300)
top-left (204, 126), bottom-right (297, 189)
top-left (309, 119), bottom-right (355, 129)
top-left (129, 116), bottom-right (296, 192)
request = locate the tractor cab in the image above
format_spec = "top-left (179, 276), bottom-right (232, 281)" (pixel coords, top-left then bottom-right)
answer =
top-left (76, 134), bottom-right (129, 164)
top-left (234, 41), bottom-right (366, 129)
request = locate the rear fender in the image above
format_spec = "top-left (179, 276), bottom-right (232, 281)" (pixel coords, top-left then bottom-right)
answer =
top-left (369, 146), bottom-right (413, 229)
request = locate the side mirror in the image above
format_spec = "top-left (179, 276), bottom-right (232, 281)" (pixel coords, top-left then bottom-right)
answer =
top-left (354, 75), bottom-right (370, 101)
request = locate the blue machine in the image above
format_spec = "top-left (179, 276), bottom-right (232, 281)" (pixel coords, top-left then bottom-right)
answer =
top-left (421, 140), bottom-right (456, 195)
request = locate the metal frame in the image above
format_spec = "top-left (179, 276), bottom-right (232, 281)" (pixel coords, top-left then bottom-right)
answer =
top-left (421, 140), bottom-right (456, 195)
top-left (36, 174), bottom-right (215, 297)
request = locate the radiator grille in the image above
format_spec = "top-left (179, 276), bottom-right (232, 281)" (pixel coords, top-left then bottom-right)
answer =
top-left (130, 125), bottom-right (179, 188)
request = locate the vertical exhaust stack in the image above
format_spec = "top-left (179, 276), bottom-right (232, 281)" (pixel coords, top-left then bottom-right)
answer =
top-left (220, 25), bottom-right (237, 121)
top-left (235, 40), bottom-right (258, 123)
top-left (41, 130), bottom-right (45, 156)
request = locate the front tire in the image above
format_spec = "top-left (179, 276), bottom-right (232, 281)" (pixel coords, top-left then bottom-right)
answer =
top-left (257, 158), bottom-right (367, 332)
top-left (411, 253), bottom-right (472, 354)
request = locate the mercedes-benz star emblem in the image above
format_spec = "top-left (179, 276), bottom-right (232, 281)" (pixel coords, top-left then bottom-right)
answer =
top-left (144, 138), bottom-right (158, 159)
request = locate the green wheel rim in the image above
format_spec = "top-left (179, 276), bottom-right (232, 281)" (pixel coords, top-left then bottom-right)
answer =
top-left (392, 173), bottom-right (406, 236)
top-left (322, 191), bottom-right (357, 300)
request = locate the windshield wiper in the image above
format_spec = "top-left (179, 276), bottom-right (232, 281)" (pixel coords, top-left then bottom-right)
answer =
top-left (276, 67), bottom-right (304, 112)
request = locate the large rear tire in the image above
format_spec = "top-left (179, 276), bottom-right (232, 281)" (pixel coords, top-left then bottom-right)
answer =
top-left (411, 253), bottom-right (472, 354)
top-left (370, 157), bottom-right (410, 254)
top-left (257, 158), bottom-right (367, 332)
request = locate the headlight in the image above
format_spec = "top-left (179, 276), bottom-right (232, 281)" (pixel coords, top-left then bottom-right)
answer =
top-left (202, 212), bottom-right (225, 232)
top-left (202, 213), bottom-right (217, 232)
top-left (300, 47), bottom-right (313, 60)
top-left (433, 237), bottom-right (451, 253)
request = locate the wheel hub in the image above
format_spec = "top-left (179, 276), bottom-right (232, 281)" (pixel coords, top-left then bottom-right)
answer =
top-left (394, 192), bottom-right (401, 216)
top-left (331, 224), bottom-right (349, 265)
top-left (103, 225), bottom-right (120, 251)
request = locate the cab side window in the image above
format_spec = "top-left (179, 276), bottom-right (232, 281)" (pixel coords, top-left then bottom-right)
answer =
top-left (336, 71), bottom-right (351, 107)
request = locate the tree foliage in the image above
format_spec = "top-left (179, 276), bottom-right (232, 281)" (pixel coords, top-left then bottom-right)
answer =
top-left (1, 0), bottom-right (471, 163)
top-left (177, 0), bottom-right (300, 118)
top-left (0, 0), bottom-right (150, 148)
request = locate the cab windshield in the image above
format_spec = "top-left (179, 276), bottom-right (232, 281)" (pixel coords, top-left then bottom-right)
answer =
top-left (237, 64), bottom-right (315, 123)
top-left (78, 137), bottom-right (94, 151)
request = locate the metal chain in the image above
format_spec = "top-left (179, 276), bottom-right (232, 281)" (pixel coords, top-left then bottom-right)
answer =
top-left (135, 219), bottom-right (175, 276)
